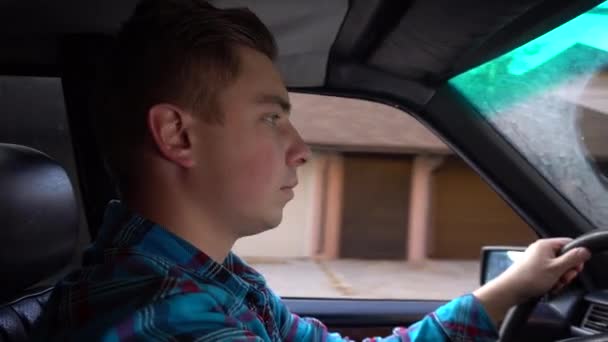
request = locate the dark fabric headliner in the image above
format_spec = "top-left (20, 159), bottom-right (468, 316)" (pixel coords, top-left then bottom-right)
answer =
top-left (0, 0), bottom-right (602, 89)
top-left (369, 0), bottom-right (544, 81)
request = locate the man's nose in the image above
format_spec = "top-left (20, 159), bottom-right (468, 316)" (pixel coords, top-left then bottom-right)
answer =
top-left (287, 129), bottom-right (311, 167)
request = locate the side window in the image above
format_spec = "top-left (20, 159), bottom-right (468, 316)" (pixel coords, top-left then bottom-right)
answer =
top-left (0, 76), bottom-right (89, 266)
top-left (233, 93), bottom-right (536, 299)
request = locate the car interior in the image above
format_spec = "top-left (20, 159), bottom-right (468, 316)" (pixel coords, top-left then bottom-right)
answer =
top-left (1, 0), bottom-right (608, 341)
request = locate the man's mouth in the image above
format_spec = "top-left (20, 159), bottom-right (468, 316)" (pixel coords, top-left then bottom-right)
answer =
top-left (280, 182), bottom-right (297, 200)
top-left (281, 181), bottom-right (298, 190)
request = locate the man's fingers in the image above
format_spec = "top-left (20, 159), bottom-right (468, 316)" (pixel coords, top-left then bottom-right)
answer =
top-left (552, 269), bottom-right (579, 296)
top-left (560, 269), bottom-right (579, 284)
top-left (538, 238), bottom-right (574, 253)
top-left (553, 247), bottom-right (591, 271)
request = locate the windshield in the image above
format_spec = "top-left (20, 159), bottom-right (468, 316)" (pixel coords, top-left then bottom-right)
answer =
top-left (450, 1), bottom-right (608, 228)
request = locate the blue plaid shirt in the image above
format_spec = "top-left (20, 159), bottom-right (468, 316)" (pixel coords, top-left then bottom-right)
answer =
top-left (36, 201), bottom-right (498, 341)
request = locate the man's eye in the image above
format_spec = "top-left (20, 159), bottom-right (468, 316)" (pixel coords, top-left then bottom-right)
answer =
top-left (263, 114), bottom-right (281, 126)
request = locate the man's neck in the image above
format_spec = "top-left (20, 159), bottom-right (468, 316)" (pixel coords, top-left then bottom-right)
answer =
top-left (124, 192), bottom-right (237, 264)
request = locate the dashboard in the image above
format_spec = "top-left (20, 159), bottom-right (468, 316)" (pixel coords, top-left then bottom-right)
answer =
top-left (528, 288), bottom-right (608, 341)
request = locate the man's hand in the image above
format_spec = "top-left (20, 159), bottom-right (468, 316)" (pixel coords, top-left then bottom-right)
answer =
top-left (473, 238), bottom-right (591, 326)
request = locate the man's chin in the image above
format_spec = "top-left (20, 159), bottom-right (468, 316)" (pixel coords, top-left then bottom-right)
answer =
top-left (239, 213), bottom-right (283, 237)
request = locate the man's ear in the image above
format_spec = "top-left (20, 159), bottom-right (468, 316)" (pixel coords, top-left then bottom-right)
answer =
top-left (147, 103), bottom-right (196, 168)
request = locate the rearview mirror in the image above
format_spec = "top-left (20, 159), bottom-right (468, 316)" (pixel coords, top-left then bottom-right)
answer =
top-left (480, 246), bottom-right (526, 285)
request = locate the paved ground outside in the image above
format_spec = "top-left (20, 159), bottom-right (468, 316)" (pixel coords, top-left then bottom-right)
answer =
top-left (243, 258), bottom-right (480, 300)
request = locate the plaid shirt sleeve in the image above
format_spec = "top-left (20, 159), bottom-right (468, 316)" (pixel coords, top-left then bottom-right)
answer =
top-left (273, 294), bottom-right (498, 342)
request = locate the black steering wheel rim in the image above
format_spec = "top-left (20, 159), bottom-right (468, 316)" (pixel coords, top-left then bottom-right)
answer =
top-left (498, 229), bottom-right (608, 342)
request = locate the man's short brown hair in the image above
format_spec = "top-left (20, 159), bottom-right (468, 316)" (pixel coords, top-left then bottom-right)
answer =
top-left (96, 0), bottom-right (277, 194)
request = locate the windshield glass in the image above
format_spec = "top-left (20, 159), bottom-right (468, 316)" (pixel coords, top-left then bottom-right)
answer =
top-left (450, 1), bottom-right (608, 228)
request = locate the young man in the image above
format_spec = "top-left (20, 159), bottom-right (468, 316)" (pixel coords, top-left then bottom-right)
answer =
top-left (37, 0), bottom-right (591, 341)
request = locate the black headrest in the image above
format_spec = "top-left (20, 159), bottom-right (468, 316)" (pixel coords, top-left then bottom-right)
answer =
top-left (0, 143), bottom-right (79, 301)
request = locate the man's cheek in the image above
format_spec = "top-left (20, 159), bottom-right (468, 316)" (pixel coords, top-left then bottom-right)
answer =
top-left (235, 151), bottom-right (275, 195)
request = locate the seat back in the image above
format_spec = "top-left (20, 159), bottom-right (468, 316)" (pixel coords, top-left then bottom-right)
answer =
top-left (0, 288), bottom-right (53, 341)
top-left (0, 143), bottom-right (79, 341)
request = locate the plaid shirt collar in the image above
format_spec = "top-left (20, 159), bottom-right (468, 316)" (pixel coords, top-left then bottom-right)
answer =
top-left (87, 200), bottom-right (267, 305)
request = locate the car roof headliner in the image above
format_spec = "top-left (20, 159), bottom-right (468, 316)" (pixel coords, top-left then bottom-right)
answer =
top-left (0, 0), bottom-right (603, 106)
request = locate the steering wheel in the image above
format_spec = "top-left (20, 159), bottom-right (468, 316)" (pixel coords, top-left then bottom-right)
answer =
top-left (499, 229), bottom-right (608, 342)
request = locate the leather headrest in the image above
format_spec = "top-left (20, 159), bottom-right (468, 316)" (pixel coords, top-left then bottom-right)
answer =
top-left (0, 143), bottom-right (79, 301)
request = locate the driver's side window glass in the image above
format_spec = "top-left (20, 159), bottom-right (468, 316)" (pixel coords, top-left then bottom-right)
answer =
top-left (233, 93), bottom-right (536, 300)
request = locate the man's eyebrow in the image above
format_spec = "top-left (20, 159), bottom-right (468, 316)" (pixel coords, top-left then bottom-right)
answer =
top-left (254, 94), bottom-right (291, 113)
